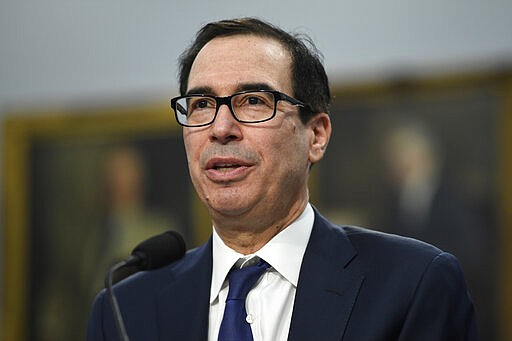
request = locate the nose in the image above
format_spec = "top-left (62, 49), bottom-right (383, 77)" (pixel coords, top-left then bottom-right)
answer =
top-left (209, 103), bottom-right (242, 144)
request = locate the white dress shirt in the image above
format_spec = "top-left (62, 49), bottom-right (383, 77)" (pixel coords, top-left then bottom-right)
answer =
top-left (208, 203), bottom-right (314, 341)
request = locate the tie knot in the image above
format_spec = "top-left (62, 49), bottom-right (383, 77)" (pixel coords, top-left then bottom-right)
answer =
top-left (226, 258), bottom-right (269, 301)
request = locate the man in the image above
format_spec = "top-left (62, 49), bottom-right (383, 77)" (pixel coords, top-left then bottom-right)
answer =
top-left (87, 18), bottom-right (477, 340)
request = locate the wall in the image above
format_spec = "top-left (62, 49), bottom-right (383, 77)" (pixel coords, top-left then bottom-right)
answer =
top-left (1, 0), bottom-right (512, 338)
top-left (1, 0), bottom-right (512, 111)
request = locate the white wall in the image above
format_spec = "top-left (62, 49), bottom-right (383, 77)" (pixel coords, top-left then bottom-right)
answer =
top-left (1, 0), bottom-right (511, 111)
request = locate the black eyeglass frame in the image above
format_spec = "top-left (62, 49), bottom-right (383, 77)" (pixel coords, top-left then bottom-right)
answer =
top-left (170, 89), bottom-right (308, 127)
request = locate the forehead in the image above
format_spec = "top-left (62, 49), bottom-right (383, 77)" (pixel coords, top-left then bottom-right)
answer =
top-left (187, 35), bottom-right (293, 94)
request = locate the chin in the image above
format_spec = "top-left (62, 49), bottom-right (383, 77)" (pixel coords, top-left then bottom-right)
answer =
top-left (206, 196), bottom-right (253, 218)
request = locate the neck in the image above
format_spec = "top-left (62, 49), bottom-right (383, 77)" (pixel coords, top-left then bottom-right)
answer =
top-left (213, 200), bottom-right (308, 255)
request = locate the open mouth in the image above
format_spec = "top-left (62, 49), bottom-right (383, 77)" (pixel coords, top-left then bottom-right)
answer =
top-left (213, 163), bottom-right (242, 171)
top-left (206, 157), bottom-right (251, 170)
top-left (204, 158), bottom-right (253, 181)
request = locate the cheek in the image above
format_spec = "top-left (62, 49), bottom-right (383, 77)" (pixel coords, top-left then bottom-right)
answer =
top-left (264, 124), bottom-right (310, 170)
top-left (284, 122), bottom-right (310, 155)
top-left (183, 130), bottom-right (201, 158)
top-left (183, 134), bottom-right (203, 177)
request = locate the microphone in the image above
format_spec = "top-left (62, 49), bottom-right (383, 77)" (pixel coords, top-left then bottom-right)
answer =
top-left (124, 230), bottom-right (186, 270)
top-left (104, 230), bottom-right (186, 341)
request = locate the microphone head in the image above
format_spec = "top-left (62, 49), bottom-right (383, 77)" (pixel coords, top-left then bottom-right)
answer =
top-left (131, 230), bottom-right (186, 270)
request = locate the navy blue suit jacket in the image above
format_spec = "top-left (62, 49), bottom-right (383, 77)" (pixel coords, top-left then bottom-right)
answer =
top-left (87, 209), bottom-right (477, 340)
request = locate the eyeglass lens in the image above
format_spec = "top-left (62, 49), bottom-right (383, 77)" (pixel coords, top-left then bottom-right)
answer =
top-left (175, 91), bottom-right (276, 126)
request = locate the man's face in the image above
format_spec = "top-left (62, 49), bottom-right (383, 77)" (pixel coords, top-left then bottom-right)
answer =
top-left (183, 34), bottom-right (326, 230)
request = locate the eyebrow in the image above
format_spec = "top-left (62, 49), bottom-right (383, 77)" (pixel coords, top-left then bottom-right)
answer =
top-left (186, 82), bottom-right (276, 96)
top-left (186, 86), bottom-right (213, 96)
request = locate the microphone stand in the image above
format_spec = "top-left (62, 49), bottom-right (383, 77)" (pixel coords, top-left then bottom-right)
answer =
top-left (105, 260), bottom-right (130, 341)
top-left (101, 231), bottom-right (185, 341)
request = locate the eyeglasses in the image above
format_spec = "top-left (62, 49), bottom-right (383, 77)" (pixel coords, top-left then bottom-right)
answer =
top-left (170, 90), bottom-right (306, 127)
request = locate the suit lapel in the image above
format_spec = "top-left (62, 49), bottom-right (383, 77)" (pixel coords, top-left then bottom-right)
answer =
top-left (150, 211), bottom-right (364, 340)
top-left (156, 239), bottom-right (213, 340)
top-left (288, 210), bottom-right (365, 340)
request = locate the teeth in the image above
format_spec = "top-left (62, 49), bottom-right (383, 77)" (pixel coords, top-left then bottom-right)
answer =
top-left (214, 163), bottom-right (239, 170)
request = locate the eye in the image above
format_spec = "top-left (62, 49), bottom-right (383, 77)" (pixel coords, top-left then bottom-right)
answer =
top-left (247, 96), bottom-right (264, 105)
top-left (195, 99), bottom-right (211, 109)
top-left (188, 97), bottom-right (215, 111)
top-left (236, 92), bottom-right (273, 107)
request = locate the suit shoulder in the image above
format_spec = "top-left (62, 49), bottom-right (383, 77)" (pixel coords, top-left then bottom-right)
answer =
top-left (114, 241), bottom-right (211, 295)
top-left (312, 209), bottom-right (449, 269)
top-left (337, 225), bottom-right (464, 276)
top-left (343, 225), bottom-right (443, 257)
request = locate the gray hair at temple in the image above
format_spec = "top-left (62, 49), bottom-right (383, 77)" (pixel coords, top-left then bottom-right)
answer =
top-left (177, 17), bottom-right (331, 124)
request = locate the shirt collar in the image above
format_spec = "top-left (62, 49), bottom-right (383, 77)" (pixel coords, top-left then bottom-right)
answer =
top-left (210, 203), bottom-right (314, 303)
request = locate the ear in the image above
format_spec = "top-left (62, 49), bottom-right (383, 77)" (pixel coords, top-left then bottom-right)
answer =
top-left (307, 113), bottom-right (331, 164)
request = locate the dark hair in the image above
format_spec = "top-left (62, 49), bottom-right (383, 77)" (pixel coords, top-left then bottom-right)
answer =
top-left (178, 17), bottom-right (331, 123)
